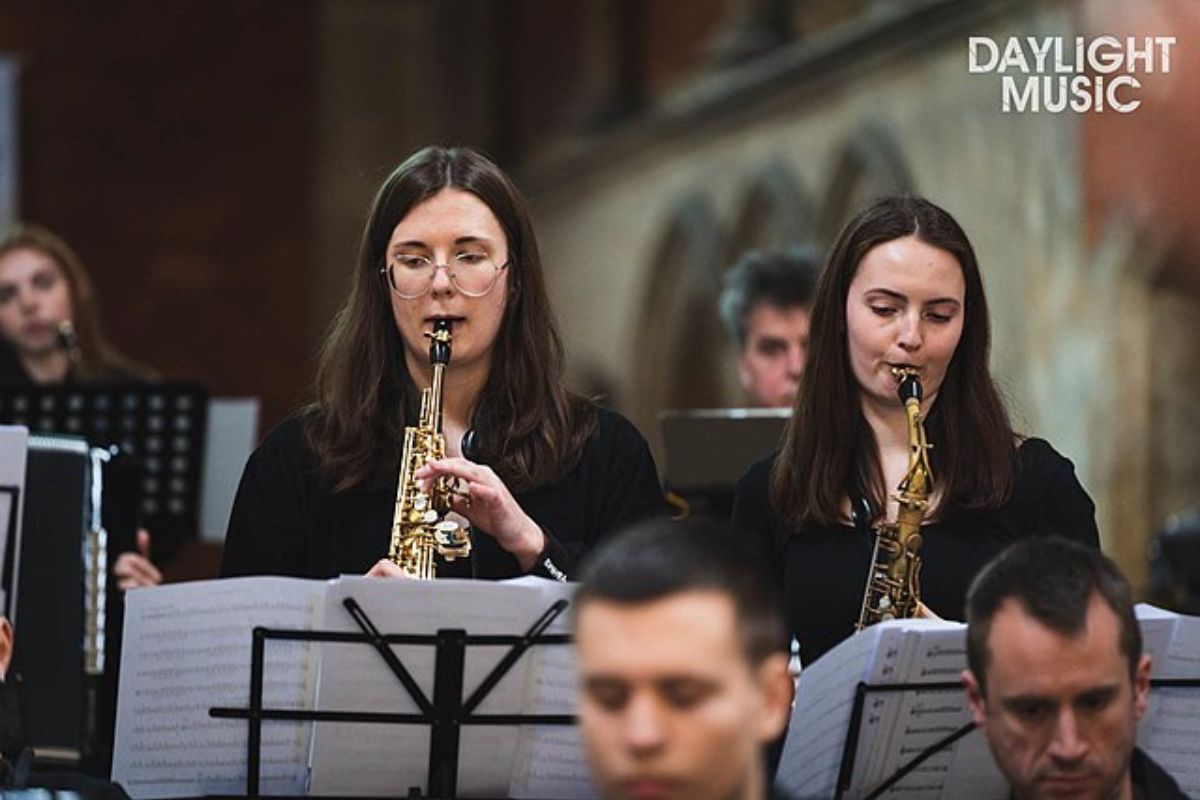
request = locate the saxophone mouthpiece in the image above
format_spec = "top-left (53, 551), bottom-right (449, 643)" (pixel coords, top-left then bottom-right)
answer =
top-left (427, 318), bottom-right (452, 365)
top-left (890, 366), bottom-right (923, 404)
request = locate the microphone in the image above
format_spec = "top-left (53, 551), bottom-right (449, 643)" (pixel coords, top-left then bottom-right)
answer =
top-left (57, 319), bottom-right (82, 364)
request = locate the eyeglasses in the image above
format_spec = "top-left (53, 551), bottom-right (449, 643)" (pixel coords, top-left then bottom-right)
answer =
top-left (380, 251), bottom-right (509, 299)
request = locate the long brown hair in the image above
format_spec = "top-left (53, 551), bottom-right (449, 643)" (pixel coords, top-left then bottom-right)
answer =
top-left (308, 145), bottom-right (596, 493)
top-left (0, 222), bottom-right (152, 382)
top-left (770, 196), bottom-right (1015, 531)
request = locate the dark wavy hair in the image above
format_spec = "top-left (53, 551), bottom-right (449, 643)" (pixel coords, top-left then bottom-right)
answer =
top-left (770, 196), bottom-right (1015, 530)
top-left (0, 222), bottom-right (153, 382)
top-left (307, 145), bottom-right (596, 493)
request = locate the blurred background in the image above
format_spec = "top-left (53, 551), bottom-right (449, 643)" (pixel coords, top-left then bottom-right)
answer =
top-left (1, 0), bottom-right (1198, 597)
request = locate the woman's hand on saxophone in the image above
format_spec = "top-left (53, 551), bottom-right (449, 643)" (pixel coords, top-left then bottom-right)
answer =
top-left (916, 601), bottom-right (943, 621)
top-left (416, 457), bottom-right (546, 571)
top-left (366, 559), bottom-right (412, 579)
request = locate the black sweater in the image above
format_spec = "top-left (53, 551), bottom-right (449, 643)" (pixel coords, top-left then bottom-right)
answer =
top-left (732, 438), bottom-right (1100, 666)
top-left (221, 408), bottom-right (666, 580)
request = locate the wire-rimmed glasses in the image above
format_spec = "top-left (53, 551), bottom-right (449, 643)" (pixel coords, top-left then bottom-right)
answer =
top-left (380, 250), bottom-right (508, 299)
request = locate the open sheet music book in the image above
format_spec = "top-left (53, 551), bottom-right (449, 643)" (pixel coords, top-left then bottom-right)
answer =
top-left (112, 575), bottom-right (593, 799)
top-left (1135, 604), bottom-right (1200, 793)
top-left (778, 605), bottom-right (1200, 800)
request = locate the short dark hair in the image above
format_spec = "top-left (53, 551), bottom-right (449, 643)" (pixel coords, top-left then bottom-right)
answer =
top-left (719, 246), bottom-right (821, 349)
top-left (965, 537), bottom-right (1141, 695)
top-left (576, 518), bottom-right (786, 666)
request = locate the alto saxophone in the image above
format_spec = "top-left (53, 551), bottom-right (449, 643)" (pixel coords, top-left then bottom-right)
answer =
top-left (387, 319), bottom-right (472, 579)
top-left (855, 367), bottom-right (934, 630)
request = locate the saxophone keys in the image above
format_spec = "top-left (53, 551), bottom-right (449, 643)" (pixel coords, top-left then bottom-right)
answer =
top-left (434, 520), bottom-right (472, 561)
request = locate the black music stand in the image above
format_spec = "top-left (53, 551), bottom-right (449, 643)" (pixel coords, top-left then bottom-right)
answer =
top-left (834, 678), bottom-right (1200, 799)
top-left (210, 596), bottom-right (576, 800)
top-left (0, 483), bottom-right (20, 617)
top-left (659, 409), bottom-right (789, 520)
top-left (0, 382), bottom-right (208, 562)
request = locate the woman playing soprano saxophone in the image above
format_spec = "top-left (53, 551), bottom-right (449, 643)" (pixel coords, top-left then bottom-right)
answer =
top-left (221, 146), bottom-right (664, 581)
top-left (733, 196), bottom-right (1099, 667)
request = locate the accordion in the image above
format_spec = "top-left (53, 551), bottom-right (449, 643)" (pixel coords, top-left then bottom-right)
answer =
top-left (8, 434), bottom-right (139, 772)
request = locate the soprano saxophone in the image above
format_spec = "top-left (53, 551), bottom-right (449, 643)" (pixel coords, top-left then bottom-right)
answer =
top-left (855, 367), bottom-right (933, 630)
top-left (387, 319), bottom-right (472, 579)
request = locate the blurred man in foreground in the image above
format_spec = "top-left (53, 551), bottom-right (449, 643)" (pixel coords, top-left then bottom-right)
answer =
top-left (574, 519), bottom-right (793, 800)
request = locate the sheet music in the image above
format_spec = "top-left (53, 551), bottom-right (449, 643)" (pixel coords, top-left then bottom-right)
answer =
top-left (777, 623), bottom-right (886, 799)
top-left (112, 577), bottom-right (322, 799)
top-left (850, 622), bottom-right (1005, 799)
top-left (505, 577), bottom-right (596, 799)
top-left (306, 577), bottom-right (561, 798)
top-left (0, 425), bottom-right (28, 616)
top-left (780, 620), bottom-right (1003, 800)
top-left (1136, 603), bottom-right (1180, 667)
top-left (1139, 607), bottom-right (1200, 796)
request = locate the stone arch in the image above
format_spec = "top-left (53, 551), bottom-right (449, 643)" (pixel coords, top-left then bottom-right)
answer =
top-left (726, 159), bottom-right (815, 260)
top-left (818, 120), bottom-right (916, 241)
top-left (634, 193), bottom-right (728, 432)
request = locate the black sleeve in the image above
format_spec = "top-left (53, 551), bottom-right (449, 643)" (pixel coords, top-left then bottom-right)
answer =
top-left (220, 419), bottom-right (315, 578)
top-left (531, 411), bottom-right (666, 581)
top-left (732, 455), bottom-right (786, 590)
top-left (1028, 440), bottom-right (1100, 549)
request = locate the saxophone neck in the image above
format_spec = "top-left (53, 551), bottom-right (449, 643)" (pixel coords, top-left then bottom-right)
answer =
top-left (893, 368), bottom-right (934, 493)
top-left (418, 319), bottom-right (453, 433)
top-left (427, 362), bottom-right (445, 433)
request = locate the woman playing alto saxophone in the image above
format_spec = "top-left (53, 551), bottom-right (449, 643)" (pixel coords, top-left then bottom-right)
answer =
top-left (221, 147), bottom-right (665, 581)
top-left (732, 196), bottom-right (1099, 668)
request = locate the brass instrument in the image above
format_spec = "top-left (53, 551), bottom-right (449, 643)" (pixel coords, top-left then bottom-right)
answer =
top-left (855, 367), bottom-right (934, 630)
top-left (387, 319), bottom-right (472, 579)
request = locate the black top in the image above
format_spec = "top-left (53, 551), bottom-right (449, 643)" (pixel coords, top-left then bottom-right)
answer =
top-left (221, 407), bottom-right (666, 580)
top-left (1131, 747), bottom-right (1193, 800)
top-left (732, 438), bottom-right (1100, 666)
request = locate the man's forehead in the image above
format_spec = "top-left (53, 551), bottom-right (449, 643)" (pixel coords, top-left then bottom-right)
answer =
top-left (983, 595), bottom-right (1128, 693)
top-left (748, 302), bottom-right (809, 329)
top-left (576, 591), bottom-right (745, 668)
top-left (577, 590), bottom-right (738, 634)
